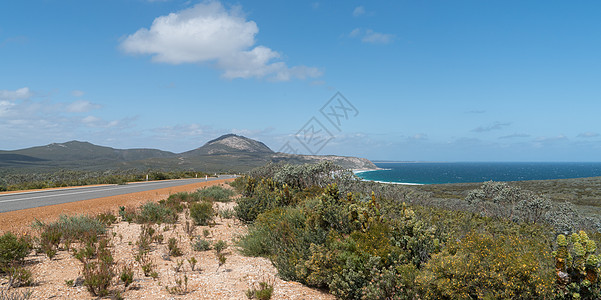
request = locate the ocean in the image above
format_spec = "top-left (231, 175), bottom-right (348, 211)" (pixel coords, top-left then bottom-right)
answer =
top-left (355, 162), bottom-right (601, 185)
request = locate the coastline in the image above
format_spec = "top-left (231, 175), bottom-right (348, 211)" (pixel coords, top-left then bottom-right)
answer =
top-left (353, 168), bottom-right (424, 186)
top-left (364, 179), bottom-right (424, 186)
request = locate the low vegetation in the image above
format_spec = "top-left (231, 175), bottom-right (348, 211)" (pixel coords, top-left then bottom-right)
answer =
top-left (3, 161), bottom-right (601, 299)
top-left (233, 162), bottom-right (601, 299)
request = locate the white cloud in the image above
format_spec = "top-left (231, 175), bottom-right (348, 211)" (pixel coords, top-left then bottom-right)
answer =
top-left (349, 28), bottom-right (361, 38)
top-left (67, 100), bottom-right (101, 113)
top-left (465, 110), bottom-right (486, 114)
top-left (499, 133), bottom-right (530, 139)
top-left (408, 133), bottom-right (428, 141)
top-left (471, 122), bottom-right (511, 133)
top-left (534, 135), bottom-right (568, 144)
top-left (577, 132), bottom-right (599, 138)
top-left (349, 28), bottom-right (394, 44)
top-left (71, 90), bottom-right (85, 97)
top-left (0, 100), bottom-right (14, 117)
top-left (121, 1), bottom-right (321, 81)
top-left (0, 87), bottom-right (33, 101)
top-left (153, 123), bottom-right (208, 139)
top-left (82, 115), bottom-right (101, 124)
top-left (0, 88), bottom-right (127, 149)
top-left (353, 6), bottom-right (366, 17)
top-left (362, 30), bottom-right (394, 44)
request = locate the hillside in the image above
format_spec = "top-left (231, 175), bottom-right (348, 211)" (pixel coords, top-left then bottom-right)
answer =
top-left (182, 134), bottom-right (273, 156)
top-left (0, 134), bottom-right (377, 173)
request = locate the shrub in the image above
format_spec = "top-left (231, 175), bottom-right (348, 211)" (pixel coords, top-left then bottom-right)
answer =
top-left (218, 208), bottom-right (235, 219)
top-left (136, 224), bottom-right (155, 253)
top-left (251, 207), bottom-right (313, 281)
top-left (192, 238), bottom-right (211, 252)
top-left (136, 252), bottom-right (156, 278)
top-left (165, 274), bottom-right (189, 295)
top-left (196, 185), bottom-right (235, 202)
top-left (184, 221), bottom-right (195, 237)
top-left (168, 237), bottom-right (183, 257)
top-left (466, 181), bottom-right (552, 225)
top-left (119, 263), bottom-right (134, 291)
top-left (188, 257), bottom-right (197, 271)
top-left (217, 252), bottom-right (227, 269)
top-left (246, 278), bottom-right (275, 300)
top-left (80, 237), bottom-right (115, 297)
top-left (235, 197), bottom-right (274, 224)
top-left (554, 230), bottom-right (601, 299)
top-left (34, 214), bottom-right (106, 255)
top-left (234, 178), bottom-right (287, 223)
top-left (4, 266), bottom-right (33, 288)
top-left (95, 211), bottom-right (118, 226)
top-left (237, 227), bottom-right (270, 257)
top-left (360, 263), bottom-right (418, 300)
top-left (214, 240), bottom-right (227, 254)
top-left (189, 201), bottom-right (215, 226)
top-left (160, 194), bottom-right (186, 213)
top-left (136, 202), bottom-right (178, 224)
top-left (118, 206), bottom-right (136, 223)
top-left (0, 289), bottom-right (33, 300)
top-left (416, 231), bottom-right (554, 299)
top-left (0, 232), bottom-right (32, 268)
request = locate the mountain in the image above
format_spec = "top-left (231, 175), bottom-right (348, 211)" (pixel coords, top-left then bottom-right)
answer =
top-left (182, 134), bottom-right (273, 156)
top-left (0, 134), bottom-right (377, 172)
top-left (5, 141), bottom-right (175, 162)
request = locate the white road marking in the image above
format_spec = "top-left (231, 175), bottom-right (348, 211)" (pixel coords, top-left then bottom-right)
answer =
top-left (0, 179), bottom-right (209, 204)
top-left (0, 185), bottom-right (139, 204)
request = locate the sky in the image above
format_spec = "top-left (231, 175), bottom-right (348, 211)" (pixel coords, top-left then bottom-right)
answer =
top-left (1, 0), bottom-right (601, 162)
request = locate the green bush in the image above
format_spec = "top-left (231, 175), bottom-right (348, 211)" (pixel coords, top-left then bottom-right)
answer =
top-left (38, 214), bottom-right (106, 242)
top-left (80, 237), bottom-right (115, 297)
top-left (229, 177), bottom-right (246, 194)
top-left (234, 178), bottom-right (288, 223)
top-left (118, 206), bottom-right (136, 223)
top-left (136, 202), bottom-right (178, 224)
top-left (192, 238), bottom-right (211, 251)
top-left (237, 227), bottom-right (271, 257)
top-left (189, 201), bottom-right (215, 226)
top-left (235, 165), bottom-right (571, 299)
top-left (95, 211), bottom-right (118, 226)
top-left (0, 232), bottom-right (32, 269)
top-left (214, 240), bottom-right (227, 254)
top-left (196, 185), bottom-right (235, 202)
top-left (554, 230), bottom-right (601, 299)
top-left (416, 231), bottom-right (554, 299)
top-left (4, 266), bottom-right (33, 288)
top-left (119, 263), bottom-right (134, 290)
top-left (235, 197), bottom-right (275, 224)
top-left (33, 214), bottom-right (106, 258)
top-left (168, 237), bottom-right (183, 257)
top-left (246, 279), bottom-right (274, 300)
top-left (250, 207), bottom-right (315, 281)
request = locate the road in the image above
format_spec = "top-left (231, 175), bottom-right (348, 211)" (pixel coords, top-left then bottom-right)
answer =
top-left (0, 175), bottom-right (236, 213)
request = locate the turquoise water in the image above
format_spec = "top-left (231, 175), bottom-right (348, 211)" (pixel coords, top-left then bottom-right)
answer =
top-left (355, 162), bottom-right (601, 185)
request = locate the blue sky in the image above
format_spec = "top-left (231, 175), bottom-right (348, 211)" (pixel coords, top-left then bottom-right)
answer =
top-left (1, 1), bottom-right (600, 161)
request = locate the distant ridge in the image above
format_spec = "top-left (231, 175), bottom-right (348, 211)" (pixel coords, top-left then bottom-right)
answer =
top-left (0, 134), bottom-right (377, 172)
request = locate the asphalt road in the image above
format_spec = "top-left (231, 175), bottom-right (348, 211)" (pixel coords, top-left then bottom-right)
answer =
top-left (0, 175), bottom-right (236, 213)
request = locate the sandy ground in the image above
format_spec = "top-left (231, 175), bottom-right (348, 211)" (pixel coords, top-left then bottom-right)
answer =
top-left (0, 180), bottom-right (335, 299)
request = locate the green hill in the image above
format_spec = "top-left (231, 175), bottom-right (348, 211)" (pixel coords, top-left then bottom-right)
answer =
top-left (0, 134), bottom-right (377, 173)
